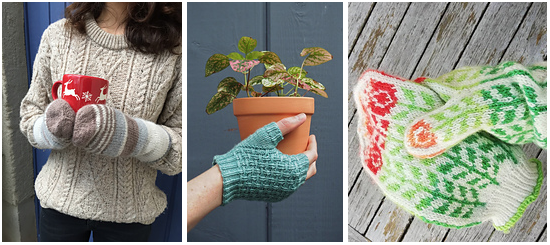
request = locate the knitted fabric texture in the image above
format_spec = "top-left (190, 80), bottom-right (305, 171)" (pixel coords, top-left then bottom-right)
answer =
top-left (73, 104), bottom-right (171, 162)
top-left (405, 62), bottom-right (547, 158)
top-left (33, 99), bottom-right (75, 150)
top-left (213, 122), bottom-right (309, 205)
top-left (19, 17), bottom-right (182, 225)
top-left (354, 69), bottom-right (542, 233)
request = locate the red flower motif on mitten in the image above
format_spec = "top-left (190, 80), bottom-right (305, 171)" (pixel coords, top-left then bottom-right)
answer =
top-left (356, 71), bottom-right (399, 174)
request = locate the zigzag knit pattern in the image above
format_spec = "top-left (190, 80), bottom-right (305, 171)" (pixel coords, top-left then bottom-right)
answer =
top-left (354, 69), bottom-right (542, 233)
top-left (19, 17), bottom-right (182, 225)
top-left (405, 62), bottom-right (547, 158)
top-left (213, 122), bottom-right (309, 205)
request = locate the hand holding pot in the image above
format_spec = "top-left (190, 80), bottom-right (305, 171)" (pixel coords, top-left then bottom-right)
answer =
top-left (213, 113), bottom-right (318, 205)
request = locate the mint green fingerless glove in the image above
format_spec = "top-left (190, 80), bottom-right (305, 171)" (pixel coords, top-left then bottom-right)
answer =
top-left (213, 122), bottom-right (309, 205)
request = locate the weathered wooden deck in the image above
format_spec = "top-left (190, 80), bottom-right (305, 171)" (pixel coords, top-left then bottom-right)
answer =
top-left (348, 2), bottom-right (547, 242)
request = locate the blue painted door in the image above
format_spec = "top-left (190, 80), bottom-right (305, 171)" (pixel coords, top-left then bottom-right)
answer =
top-left (23, 3), bottom-right (182, 242)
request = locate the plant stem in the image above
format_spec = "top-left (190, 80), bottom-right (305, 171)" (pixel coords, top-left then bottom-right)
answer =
top-left (244, 73), bottom-right (249, 97)
top-left (294, 59), bottom-right (306, 96)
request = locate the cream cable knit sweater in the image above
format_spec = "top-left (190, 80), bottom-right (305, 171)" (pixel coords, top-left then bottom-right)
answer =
top-left (19, 17), bottom-right (182, 225)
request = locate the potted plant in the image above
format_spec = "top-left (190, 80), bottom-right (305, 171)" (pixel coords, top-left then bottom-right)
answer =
top-left (205, 36), bottom-right (332, 154)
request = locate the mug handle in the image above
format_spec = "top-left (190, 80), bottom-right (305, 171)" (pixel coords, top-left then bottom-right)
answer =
top-left (51, 80), bottom-right (63, 100)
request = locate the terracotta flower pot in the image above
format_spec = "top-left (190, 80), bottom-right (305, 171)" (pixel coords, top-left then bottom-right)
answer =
top-left (233, 97), bottom-right (314, 155)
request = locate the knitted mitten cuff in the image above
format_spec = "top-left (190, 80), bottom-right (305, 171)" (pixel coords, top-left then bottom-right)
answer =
top-left (213, 122), bottom-right (309, 205)
top-left (32, 99), bottom-right (75, 149)
top-left (404, 62), bottom-right (547, 158)
top-left (354, 69), bottom-right (542, 233)
top-left (72, 104), bottom-right (171, 162)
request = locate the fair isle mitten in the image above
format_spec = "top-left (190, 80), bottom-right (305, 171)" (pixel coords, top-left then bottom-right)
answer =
top-left (405, 62), bottom-right (547, 158)
top-left (354, 70), bottom-right (542, 233)
top-left (72, 104), bottom-right (171, 162)
top-left (213, 122), bottom-right (309, 205)
top-left (32, 99), bottom-right (75, 149)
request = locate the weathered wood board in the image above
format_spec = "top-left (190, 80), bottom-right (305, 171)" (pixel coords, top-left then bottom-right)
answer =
top-left (348, 2), bottom-right (547, 242)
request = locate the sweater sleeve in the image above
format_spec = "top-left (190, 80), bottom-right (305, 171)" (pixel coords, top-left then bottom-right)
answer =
top-left (146, 55), bottom-right (182, 176)
top-left (20, 24), bottom-right (54, 147)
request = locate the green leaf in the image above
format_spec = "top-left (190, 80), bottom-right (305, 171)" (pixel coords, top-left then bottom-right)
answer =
top-left (261, 78), bottom-right (283, 87)
top-left (227, 52), bottom-right (244, 60)
top-left (263, 84), bottom-right (283, 93)
top-left (249, 75), bottom-right (265, 86)
top-left (205, 54), bottom-right (229, 77)
top-left (238, 36), bottom-right (257, 54)
top-left (310, 88), bottom-right (328, 98)
top-left (251, 91), bottom-right (262, 97)
top-left (217, 77), bottom-right (242, 97)
top-left (246, 51), bottom-right (264, 60)
top-left (302, 77), bottom-right (325, 90)
top-left (259, 51), bottom-right (282, 65)
top-left (288, 66), bottom-right (307, 79)
top-left (264, 63), bottom-right (291, 82)
top-left (301, 47), bottom-right (333, 66)
top-left (206, 91), bottom-right (235, 114)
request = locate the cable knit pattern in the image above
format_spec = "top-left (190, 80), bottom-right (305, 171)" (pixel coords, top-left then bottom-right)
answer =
top-left (19, 17), bottom-right (182, 225)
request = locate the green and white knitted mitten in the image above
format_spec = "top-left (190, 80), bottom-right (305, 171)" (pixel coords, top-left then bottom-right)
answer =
top-left (354, 69), bottom-right (542, 233)
top-left (72, 104), bottom-right (171, 162)
top-left (405, 62), bottom-right (547, 158)
top-left (213, 122), bottom-right (309, 205)
top-left (32, 99), bottom-right (75, 150)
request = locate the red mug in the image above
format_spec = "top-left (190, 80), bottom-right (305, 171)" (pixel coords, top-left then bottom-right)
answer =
top-left (52, 74), bottom-right (109, 112)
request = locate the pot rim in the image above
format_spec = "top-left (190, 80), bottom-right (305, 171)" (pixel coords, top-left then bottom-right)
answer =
top-left (233, 97), bottom-right (315, 115)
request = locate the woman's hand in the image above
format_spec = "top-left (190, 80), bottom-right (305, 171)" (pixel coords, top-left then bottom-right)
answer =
top-left (187, 113), bottom-right (319, 232)
top-left (276, 113), bottom-right (318, 180)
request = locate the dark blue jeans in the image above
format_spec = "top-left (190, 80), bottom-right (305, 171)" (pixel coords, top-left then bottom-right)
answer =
top-left (39, 208), bottom-right (152, 242)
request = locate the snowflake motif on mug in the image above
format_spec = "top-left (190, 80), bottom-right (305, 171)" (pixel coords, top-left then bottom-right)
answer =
top-left (82, 91), bottom-right (93, 102)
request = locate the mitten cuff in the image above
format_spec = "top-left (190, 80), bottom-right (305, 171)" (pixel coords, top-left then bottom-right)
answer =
top-left (487, 158), bottom-right (542, 233)
top-left (135, 120), bottom-right (172, 163)
top-left (33, 115), bottom-right (70, 150)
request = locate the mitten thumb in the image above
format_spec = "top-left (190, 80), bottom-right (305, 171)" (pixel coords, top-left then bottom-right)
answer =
top-left (404, 93), bottom-right (487, 158)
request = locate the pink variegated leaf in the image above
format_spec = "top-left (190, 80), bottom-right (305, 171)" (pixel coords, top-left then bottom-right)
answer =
top-left (230, 60), bottom-right (260, 73)
top-left (300, 47), bottom-right (333, 66)
top-left (264, 63), bottom-right (291, 81)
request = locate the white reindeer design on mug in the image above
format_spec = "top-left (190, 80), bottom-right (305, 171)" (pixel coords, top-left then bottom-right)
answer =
top-left (63, 79), bottom-right (80, 101)
top-left (95, 86), bottom-right (108, 103)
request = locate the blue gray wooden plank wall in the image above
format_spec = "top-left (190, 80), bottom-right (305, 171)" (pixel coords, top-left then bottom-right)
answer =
top-left (187, 2), bottom-right (343, 242)
top-left (23, 2), bottom-right (182, 242)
